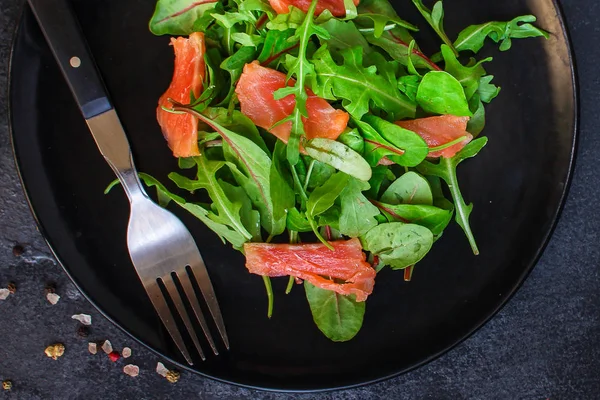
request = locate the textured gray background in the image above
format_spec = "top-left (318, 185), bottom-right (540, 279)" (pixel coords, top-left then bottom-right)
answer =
top-left (1, 0), bottom-right (599, 399)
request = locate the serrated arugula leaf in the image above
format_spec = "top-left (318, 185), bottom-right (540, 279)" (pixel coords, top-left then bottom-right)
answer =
top-left (273, 0), bottom-right (330, 165)
top-left (355, 13), bottom-right (418, 38)
top-left (339, 178), bottom-right (380, 237)
top-left (311, 46), bottom-right (416, 119)
top-left (454, 15), bottom-right (549, 54)
top-left (417, 137), bottom-right (488, 254)
top-left (137, 173), bottom-right (250, 249)
top-left (257, 29), bottom-right (299, 66)
top-left (149, 0), bottom-right (218, 35)
top-left (364, 30), bottom-right (441, 71)
top-left (411, 0), bottom-right (458, 56)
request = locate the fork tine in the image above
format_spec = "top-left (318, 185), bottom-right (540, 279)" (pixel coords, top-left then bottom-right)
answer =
top-left (188, 256), bottom-right (230, 350)
top-left (178, 271), bottom-right (219, 356)
top-left (162, 275), bottom-right (206, 361)
top-left (144, 281), bottom-right (195, 365)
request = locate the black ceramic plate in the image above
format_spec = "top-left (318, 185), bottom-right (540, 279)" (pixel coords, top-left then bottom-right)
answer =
top-left (9, 0), bottom-right (576, 392)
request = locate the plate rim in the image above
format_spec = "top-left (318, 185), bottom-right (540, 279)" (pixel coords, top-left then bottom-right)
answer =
top-left (7, 0), bottom-right (579, 393)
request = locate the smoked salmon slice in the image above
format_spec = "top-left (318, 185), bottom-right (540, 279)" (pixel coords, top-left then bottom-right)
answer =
top-left (235, 61), bottom-right (349, 144)
top-left (157, 32), bottom-right (205, 158)
top-left (269, 0), bottom-right (360, 17)
top-left (244, 238), bottom-right (376, 302)
top-left (396, 115), bottom-right (473, 158)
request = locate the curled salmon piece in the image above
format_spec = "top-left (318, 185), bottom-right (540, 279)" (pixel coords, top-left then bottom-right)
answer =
top-left (235, 61), bottom-right (349, 144)
top-left (244, 238), bottom-right (376, 302)
top-left (157, 32), bottom-right (205, 158)
top-left (269, 0), bottom-right (360, 17)
top-left (396, 115), bottom-right (473, 158)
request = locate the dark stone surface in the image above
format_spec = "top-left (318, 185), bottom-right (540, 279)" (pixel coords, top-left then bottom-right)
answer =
top-left (0, 0), bottom-right (598, 399)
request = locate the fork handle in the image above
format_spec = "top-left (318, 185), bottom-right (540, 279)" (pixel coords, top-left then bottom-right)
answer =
top-left (27, 0), bottom-right (112, 119)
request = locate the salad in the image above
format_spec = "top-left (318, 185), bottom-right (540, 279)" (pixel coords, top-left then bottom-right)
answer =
top-left (140, 0), bottom-right (548, 341)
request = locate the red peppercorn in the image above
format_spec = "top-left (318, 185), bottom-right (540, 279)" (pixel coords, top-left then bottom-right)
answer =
top-left (108, 351), bottom-right (121, 362)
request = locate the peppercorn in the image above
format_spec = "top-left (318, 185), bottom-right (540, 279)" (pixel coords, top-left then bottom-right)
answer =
top-left (2, 380), bottom-right (12, 391)
top-left (77, 325), bottom-right (90, 338)
top-left (108, 351), bottom-right (121, 362)
top-left (166, 370), bottom-right (180, 383)
top-left (7, 282), bottom-right (16, 294)
top-left (44, 343), bottom-right (65, 360)
top-left (44, 283), bottom-right (56, 295)
top-left (12, 244), bottom-right (24, 257)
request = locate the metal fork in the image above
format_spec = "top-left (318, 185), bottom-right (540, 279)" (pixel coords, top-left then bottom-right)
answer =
top-left (28, 0), bottom-right (228, 364)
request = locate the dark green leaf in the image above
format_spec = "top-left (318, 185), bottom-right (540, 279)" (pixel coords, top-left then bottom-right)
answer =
top-left (305, 281), bottom-right (365, 342)
top-left (373, 202), bottom-right (452, 235)
top-left (218, 47), bottom-right (258, 106)
top-left (454, 15), bottom-right (549, 54)
top-left (361, 222), bottom-right (434, 269)
top-left (339, 178), bottom-right (380, 237)
top-left (318, 19), bottom-right (371, 54)
top-left (411, 0), bottom-right (458, 56)
top-left (287, 208), bottom-right (313, 232)
top-left (304, 158), bottom-right (336, 190)
top-left (257, 29), bottom-right (298, 66)
top-left (311, 45), bottom-right (416, 120)
top-left (149, 0), bottom-right (218, 35)
top-left (361, 115), bottom-right (429, 167)
top-left (416, 71), bottom-right (472, 116)
top-left (380, 171), bottom-right (433, 205)
top-left (220, 180), bottom-right (262, 241)
top-left (338, 128), bottom-right (365, 154)
top-left (306, 172), bottom-right (350, 219)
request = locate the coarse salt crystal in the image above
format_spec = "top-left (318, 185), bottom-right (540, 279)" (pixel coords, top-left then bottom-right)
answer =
top-left (101, 340), bottom-right (113, 354)
top-left (46, 292), bottom-right (60, 305)
top-left (156, 362), bottom-right (169, 377)
top-left (71, 314), bottom-right (92, 325)
top-left (88, 342), bottom-right (97, 355)
top-left (122, 347), bottom-right (132, 358)
top-left (0, 289), bottom-right (10, 300)
top-left (123, 364), bottom-right (139, 377)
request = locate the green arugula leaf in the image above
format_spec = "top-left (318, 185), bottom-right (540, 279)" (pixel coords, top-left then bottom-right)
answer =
top-left (411, 0), bottom-right (458, 56)
top-left (169, 157), bottom-right (253, 241)
top-left (149, 0), bottom-right (218, 35)
top-left (477, 75), bottom-right (501, 103)
top-left (318, 19), bottom-right (371, 54)
top-left (286, 207), bottom-right (313, 232)
top-left (273, 0), bottom-right (330, 164)
top-left (305, 282), bottom-right (365, 342)
top-left (311, 45), bottom-right (416, 120)
top-left (439, 44), bottom-right (497, 102)
top-left (257, 29), bottom-right (298, 67)
top-left (364, 30), bottom-right (440, 71)
top-left (416, 71), bottom-right (472, 116)
top-left (266, 6), bottom-right (306, 31)
top-left (211, 11), bottom-right (254, 29)
top-left (397, 75), bottom-right (420, 103)
top-left (454, 15), bottom-right (549, 54)
top-left (361, 222), bottom-right (434, 269)
top-left (355, 13), bottom-right (418, 38)
top-left (221, 180), bottom-right (262, 241)
top-left (337, 128), bottom-right (365, 154)
top-left (219, 47), bottom-right (258, 106)
top-left (304, 138), bottom-right (372, 182)
top-left (380, 171), bottom-right (433, 205)
top-left (231, 32), bottom-right (264, 47)
top-left (303, 157), bottom-right (336, 190)
top-left (360, 115), bottom-right (429, 167)
top-left (306, 172), bottom-right (350, 219)
top-left (467, 94), bottom-right (486, 136)
top-left (372, 202), bottom-right (452, 235)
top-left (339, 178), bottom-right (380, 237)
top-left (138, 173), bottom-right (250, 249)
top-left (270, 141), bottom-right (296, 238)
top-left (417, 137), bottom-right (488, 254)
